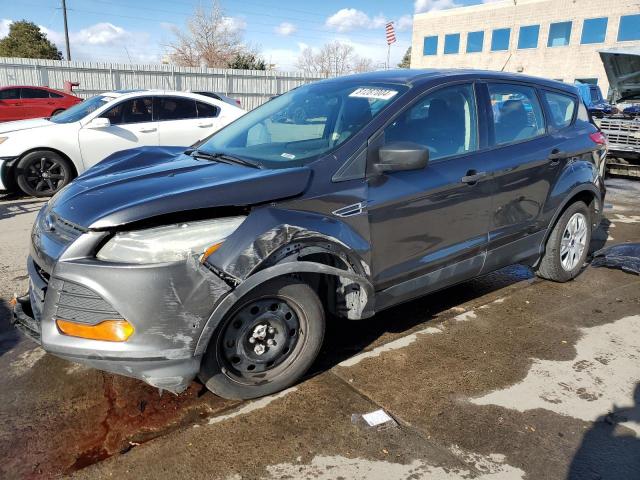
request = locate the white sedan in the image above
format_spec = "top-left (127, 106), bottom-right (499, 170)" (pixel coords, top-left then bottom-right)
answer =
top-left (0, 90), bottom-right (245, 196)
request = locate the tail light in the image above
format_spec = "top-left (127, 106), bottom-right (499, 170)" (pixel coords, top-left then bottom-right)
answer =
top-left (589, 131), bottom-right (607, 145)
top-left (235, 99), bottom-right (241, 107)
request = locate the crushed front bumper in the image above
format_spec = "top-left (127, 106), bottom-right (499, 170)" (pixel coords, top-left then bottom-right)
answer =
top-left (14, 248), bottom-right (233, 393)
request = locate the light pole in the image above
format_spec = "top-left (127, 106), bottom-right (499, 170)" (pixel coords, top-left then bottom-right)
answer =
top-left (62, 0), bottom-right (71, 61)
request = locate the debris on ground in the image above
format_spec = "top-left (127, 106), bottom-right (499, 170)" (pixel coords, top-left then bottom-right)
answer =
top-left (351, 409), bottom-right (398, 429)
top-left (591, 243), bottom-right (640, 275)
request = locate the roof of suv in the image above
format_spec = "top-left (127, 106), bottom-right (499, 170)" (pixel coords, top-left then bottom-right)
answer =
top-left (321, 69), bottom-right (577, 94)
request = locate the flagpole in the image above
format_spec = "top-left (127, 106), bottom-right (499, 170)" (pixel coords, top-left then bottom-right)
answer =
top-left (387, 44), bottom-right (390, 70)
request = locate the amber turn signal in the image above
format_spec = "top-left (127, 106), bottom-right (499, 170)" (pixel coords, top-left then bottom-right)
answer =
top-left (56, 319), bottom-right (134, 342)
top-left (201, 242), bottom-right (223, 263)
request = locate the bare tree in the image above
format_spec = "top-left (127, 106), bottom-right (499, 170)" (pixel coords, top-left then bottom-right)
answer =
top-left (167, 0), bottom-right (244, 67)
top-left (296, 41), bottom-right (375, 77)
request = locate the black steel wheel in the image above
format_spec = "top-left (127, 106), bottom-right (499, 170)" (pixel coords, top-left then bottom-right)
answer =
top-left (16, 150), bottom-right (74, 197)
top-left (200, 277), bottom-right (325, 400)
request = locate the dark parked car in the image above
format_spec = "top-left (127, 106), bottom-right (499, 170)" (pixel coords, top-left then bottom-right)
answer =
top-left (0, 86), bottom-right (82, 122)
top-left (13, 70), bottom-right (607, 400)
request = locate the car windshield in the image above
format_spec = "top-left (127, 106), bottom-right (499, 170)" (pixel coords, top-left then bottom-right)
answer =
top-left (198, 81), bottom-right (408, 167)
top-left (49, 95), bottom-right (114, 124)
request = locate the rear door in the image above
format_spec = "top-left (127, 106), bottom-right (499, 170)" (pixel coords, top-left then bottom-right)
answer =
top-left (481, 82), bottom-right (562, 272)
top-left (367, 82), bottom-right (493, 299)
top-left (0, 88), bottom-right (24, 121)
top-left (78, 96), bottom-right (159, 168)
top-left (20, 87), bottom-right (54, 118)
top-left (155, 96), bottom-right (217, 146)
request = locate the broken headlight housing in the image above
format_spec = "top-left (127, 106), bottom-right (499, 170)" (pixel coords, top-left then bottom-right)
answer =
top-left (96, 216), bottom-right (246, 264)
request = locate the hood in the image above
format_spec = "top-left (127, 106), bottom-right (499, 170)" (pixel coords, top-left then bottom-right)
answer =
top-left (599, 47), bottom-right (640, 100)
top-left (49, 146), bottom-right (312, 229)
top-left (0, 118), bottom-right (52, 134)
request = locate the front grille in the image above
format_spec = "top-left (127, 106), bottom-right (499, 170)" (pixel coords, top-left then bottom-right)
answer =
top-left (36, 210), bottom-right (87, 246)
top-left (55, 281), bottom-right (123, 325)
top-left (599, 118), bottom-right (640, 149)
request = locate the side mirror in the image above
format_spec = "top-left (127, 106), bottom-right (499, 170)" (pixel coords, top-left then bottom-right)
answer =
top-left (86, 117), bottom-right (111, 129)
top-left (374, 142), bottom-right (429, 174)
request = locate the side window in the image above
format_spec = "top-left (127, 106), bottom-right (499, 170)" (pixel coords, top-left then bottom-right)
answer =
top-left (0, 88), bottom-right (20, 100)
top-left (384, 83), bottom-right (478, 161)
top-left (488, 83), bottom-right (545, 146)
top-left (542, 90), bottom-right (577, 130)
top-left (101, 97), bottom-right (153, 125)
top-left (49, 91), bottom-right (64, 98)
top-left (196, 101), bottom-right (219, 118)
top-left (21, 88), bottom-right (50, 99)
top-left (156, 97), bottom-right (197, 121)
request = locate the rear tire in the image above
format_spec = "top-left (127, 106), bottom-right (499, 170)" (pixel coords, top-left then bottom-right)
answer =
top-left (16, 150), bottom-right (74, 197)
top-left (536, 201), bottom-right (591, 282)
top-left (199, 277), bottom-right (325, 400)
top-left (51, 109), bottom-right (65, 117)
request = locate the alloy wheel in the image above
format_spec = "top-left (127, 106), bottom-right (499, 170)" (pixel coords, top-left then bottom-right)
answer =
top-left (560, 212), bottom-right (588, 271)
top-left (23, 156), bottom-right (67, 195)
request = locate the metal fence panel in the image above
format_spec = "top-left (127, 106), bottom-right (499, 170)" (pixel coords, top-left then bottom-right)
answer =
top-left (0, 57), bottom-right (324, 110)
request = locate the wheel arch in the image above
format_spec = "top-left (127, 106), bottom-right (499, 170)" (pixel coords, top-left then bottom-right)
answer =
top-left (194, 259), bottom-right (375, 357)
top-left (534, 184), bottom-right (602, 267)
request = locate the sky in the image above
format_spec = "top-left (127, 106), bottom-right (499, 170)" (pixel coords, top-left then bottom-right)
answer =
top-left (0, 0), bottom-right (498, 71)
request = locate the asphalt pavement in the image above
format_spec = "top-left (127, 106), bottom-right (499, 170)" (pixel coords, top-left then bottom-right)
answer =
top-left (0, 178), bottom-right (639, 480)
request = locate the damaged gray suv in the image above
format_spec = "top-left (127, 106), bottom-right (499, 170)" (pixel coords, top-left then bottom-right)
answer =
top-left (13, 70), bottom-right (607, 399)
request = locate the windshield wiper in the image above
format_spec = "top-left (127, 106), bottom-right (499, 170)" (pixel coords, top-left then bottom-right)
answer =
top-left (188, 150), bottom-right (261, 169)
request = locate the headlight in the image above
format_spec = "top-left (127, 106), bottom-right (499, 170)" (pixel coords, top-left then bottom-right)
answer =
top-left (0, 137), bottom-right (8, 145)
top-left (96, 216), bottom-right (246, 264)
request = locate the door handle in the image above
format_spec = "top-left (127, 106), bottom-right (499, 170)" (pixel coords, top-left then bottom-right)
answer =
top-left (137, 127), bottom-right (157, 133)
top-left (548, 149), bottom-right (567, 164)
top-left (197, 122), bottom-right (213, 128)
top-left (461, 170), bottom-right (487, 185)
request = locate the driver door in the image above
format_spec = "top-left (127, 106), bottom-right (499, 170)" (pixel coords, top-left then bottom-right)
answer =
top-left (367, 82), bottom-right (493, 298)
top-left (78, 96), bottom-right (159, 169)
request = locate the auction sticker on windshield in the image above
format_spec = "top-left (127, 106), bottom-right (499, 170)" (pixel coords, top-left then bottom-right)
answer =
top-left (349, 88), bottom-right (398, 100)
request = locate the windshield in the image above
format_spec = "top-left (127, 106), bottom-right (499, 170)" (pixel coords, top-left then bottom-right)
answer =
top-left (198, 81), bottom-right (408, 167)
top-left (50, 95), bottom-right (114, 123)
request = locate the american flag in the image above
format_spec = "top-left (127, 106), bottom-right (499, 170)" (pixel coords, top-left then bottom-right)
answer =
top-left (385, 22), bottom-right (396, 45)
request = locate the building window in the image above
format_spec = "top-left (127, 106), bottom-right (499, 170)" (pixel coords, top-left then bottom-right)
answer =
top-left (548, 21), bottom-right (572, 47)
top-left (491, 28), bottom-right (511, 51)
top-left (618, 14), bottom-right (640, 42)
top-left (444, 33), bottom-right (460, 54)
top-left (581, 17), bottom-right (608, 44)
top-left (423, 35), bottom-right (438, 55)
top-left (518, 25), bottom-right (540, 49)
top-left (466, 31), bottom-right (484, 53)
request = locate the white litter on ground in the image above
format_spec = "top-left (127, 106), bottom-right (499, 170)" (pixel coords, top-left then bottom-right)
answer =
top-left (472, 315), bottom-right (640, 435)
top-left (361, 409), bottom-right (395, 427)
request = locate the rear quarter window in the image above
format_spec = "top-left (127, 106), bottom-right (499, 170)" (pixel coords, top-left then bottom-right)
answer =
top-left (542, 90), bottom-right (577, 130)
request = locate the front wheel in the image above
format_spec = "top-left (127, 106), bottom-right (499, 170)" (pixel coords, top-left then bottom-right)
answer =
top-left (15, 150), bottom-right (74, 197)
top-left (536, 201), bottom-right (591, 282)
top-left (200, 277), bottom-right (325, 400)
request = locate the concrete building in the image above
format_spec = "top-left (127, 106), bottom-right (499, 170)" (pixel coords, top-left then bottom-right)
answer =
top-left (410, 0), bottom-right (640, 95)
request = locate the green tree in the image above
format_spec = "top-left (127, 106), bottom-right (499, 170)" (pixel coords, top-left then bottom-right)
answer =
top-left (227, 51), bottom-right (266, 70)
top-left (398, 47), bottom-right (412, 68)
top-left (0, 20), bottom-right (62, 60)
